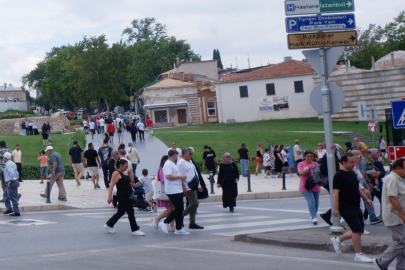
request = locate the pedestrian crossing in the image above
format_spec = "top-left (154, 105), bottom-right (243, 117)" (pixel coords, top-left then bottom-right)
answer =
top-left (58, 207), bottom-right (328, 237)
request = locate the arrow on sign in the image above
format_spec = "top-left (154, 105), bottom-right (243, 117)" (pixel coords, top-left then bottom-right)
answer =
top-left (347, 1), bottom-right (353, 7)
top-left (350, 35), bottom-right (356, 42)
top-left (347, 18), bottom-right (354, 25)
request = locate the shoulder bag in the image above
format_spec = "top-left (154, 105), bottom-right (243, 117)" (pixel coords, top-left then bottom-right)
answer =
top-left (154, 175), bottom-right (170, 201)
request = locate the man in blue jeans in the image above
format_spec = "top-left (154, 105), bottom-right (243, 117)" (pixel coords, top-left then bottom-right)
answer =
top-left (2, 152), bottom-right (20, 216)
top-left (237, 143), bottom-right (251, 177)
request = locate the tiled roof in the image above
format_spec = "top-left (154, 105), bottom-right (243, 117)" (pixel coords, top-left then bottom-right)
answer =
top-left (145, 78), bottom-right (196, 89)
top-left (220, 60), bottom-right (316, 83)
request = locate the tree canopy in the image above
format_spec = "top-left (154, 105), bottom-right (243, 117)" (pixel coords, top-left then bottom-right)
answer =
top-left (22, 17), bottom-right (200, 115)
top-left (346, 10), bottom-right (405, 69)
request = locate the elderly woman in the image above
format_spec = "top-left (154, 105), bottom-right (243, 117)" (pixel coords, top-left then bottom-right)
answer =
top-left (217, 152), bottom-right (239, 212)
top-left (298, 151), bottom-right (321, 225)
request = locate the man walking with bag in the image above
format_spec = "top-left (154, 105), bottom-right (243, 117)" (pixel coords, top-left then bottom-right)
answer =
top-left (178, 147), bottom-right (204, 229)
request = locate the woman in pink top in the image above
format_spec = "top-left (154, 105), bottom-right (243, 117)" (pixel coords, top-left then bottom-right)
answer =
top-left (151, 155), bottom-right (175, 231)
top-left (37, 150), bottom-right (48, 184)
top-left (298, 151), bottom-right (321, 225)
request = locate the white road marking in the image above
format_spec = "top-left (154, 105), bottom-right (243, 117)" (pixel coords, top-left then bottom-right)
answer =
top-left (221, 206), bottom-right (308, 213)
top-left (193, 219), bottom-right (308, 231)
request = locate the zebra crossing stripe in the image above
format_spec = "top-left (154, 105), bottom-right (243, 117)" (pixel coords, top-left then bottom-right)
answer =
top-left (213, 224), bottom-right (329, 237)
top-left (197, 219), bottom-right (308, 231)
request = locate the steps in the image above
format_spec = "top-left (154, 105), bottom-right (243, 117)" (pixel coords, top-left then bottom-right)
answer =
top-left (340, 132), bottom-right (374, 143)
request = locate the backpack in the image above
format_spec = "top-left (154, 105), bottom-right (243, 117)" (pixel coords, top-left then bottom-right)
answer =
top-left (312, 164), bottom-right (329, 187)
top-left (118, 127), bottom-right (122, 133)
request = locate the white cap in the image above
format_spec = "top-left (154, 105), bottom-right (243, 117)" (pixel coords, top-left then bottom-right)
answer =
top-left (3, 152), bottom-right (11, 160)
top-left (45, 146), bottom-right (54, 151)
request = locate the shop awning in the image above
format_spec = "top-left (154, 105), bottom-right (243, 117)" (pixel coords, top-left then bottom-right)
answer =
top-left (143, 102), bottom-right (188, 111)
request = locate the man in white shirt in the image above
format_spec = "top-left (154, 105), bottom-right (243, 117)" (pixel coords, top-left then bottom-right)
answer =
top-left (293, 140), bottom-right (304, 176)
top-left (137, 119), bottom-right (145, 141)
top-left (126, 142), bottom-right (140, 176)
top-left (83, 120), bottom-right (88, 134)
top-left (159, 149), bottom-right (188, 235)
top-left (167, 142), bottom-right (182, 161)
top-left (2, 152), bottom-right (20, 216)
top-left (12, 144), bottom-right (23, 182)
top-left (178, 147), bottom-right (203, 229)
top-left (89, 120), bottom-right (96, 139)
top-left (99, 118), bottom-right (105, 133)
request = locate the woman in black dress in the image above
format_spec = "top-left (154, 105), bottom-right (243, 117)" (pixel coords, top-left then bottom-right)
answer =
top-left (217, 152), bottom-right (239, 212)
top-left (105, 158), bottom-right (144, 236)
top-left (41, 123), bottom-right (49, 145)
top-left (274, 145), bottom-right (284, 178)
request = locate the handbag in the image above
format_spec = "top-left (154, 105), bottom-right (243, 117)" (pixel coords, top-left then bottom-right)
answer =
top-left (129, 193), bottom-right (137, 204)
top-left (305, 176), bottom-right (316, 190)
top-left (154, 179), bottom-right (170, 201)
top-left (188, 175), bottom-right (199, 191)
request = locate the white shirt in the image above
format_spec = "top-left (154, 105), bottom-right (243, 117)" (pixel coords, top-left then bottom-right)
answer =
top-left (317, 149), bottom-right (327, 159)
top-left (281, 150), bottom-right (289, 162)
top-left (293, 144), bottom-right (303, 160)
top-left (177, 158), bottom-right (200, 191)
top-left (163, 160), bottom-right (182, 194)
top-left (99, 118), bottom-right (105, 127)
top-left (137, 122), bottom-right (145, 131)
top-left (4, 160), bottom-right (18, 182)
top-left (89, 122), bottom-right (95, 129)
top-left (83, 120), bottom-right (88, 127)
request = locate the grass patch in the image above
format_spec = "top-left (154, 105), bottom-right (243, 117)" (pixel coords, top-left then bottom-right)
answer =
top-left (70, 119), bottom-right (83, 126)
top-left (1, 131), bottom-right (85, 167)
top-left (153, 119), bottom-right (382, 172)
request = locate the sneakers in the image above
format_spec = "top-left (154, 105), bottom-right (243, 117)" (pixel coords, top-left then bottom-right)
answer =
top-left (3, 210), bottom-right (12, 214)
top-left (168, 226), bottom-right (175, 232)
top-left (152, 218), bottom-right (160, 230)
top-left (10, 213), bottom-right (21, 216)
top-left (103, 224), bottom-right (115, 234)
top-left (152, 203), bottom-right (157, 212)
top-left (144, 208), bottom-right (152, 213)
top-left (312, 218), bottom-right (318, 225)
top-left (96, 183), bottom-right (101, 188)
top-left (330, 237), bottom-right (342, 255)
top-left (372, 258), bottom-right (385, 269)
top-left (76, 179), bottom-right (81, 186)
top-left (40, 194), bottom-right (46, 198)
top-left (363, 229), bottom-right (371, 235)
top-left (320, 213), bottom-right (332, 226)
top-left (354, 253), bottom-right (373, 263)
top-left (132, 230), bottom-right (145, 236)
top-left (58, 197), bottom-right (67, 201)
top-left (369, 218), bottom-right (383, 225)
top-left (189, 223), bottom-right (204, 229)
top-left (174, 228), bottom-right (190, 235)
top-left (160, 222), bottom-right (169, 234)
top-left (94, 186), bottom-right (97, 190)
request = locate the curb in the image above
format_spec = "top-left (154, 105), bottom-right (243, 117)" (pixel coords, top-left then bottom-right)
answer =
top-left (0, 204), bottom-right (79, 212)
top-left (234, 231), bottom-right (389, 255)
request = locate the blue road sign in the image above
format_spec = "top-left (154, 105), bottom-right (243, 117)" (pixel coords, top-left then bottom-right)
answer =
top-left (391, 100), bottom-right (405, 129)
top-left (285, 14), bottom-right (356, 33)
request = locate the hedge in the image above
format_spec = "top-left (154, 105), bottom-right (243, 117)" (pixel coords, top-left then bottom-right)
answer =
top-left (22, 165), bottom-right (75, 180)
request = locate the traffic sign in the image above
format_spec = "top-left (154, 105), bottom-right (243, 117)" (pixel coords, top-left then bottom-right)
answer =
top-left (368, 121), bottom-right (377, 132)
top-left (285, 14), bottom-right (355, 33)
top-left (391, 100), bottom-right (405, 129)
top-left (288, 30), bottom-right (357, 49)
top-left (388, 146), bottom-right (405, 161)
top-left (310, 82), bottom-right (345, 114)
top-left (303, 47), bottom-right (344, 77)
top-left (285, 0), bottom-right (355, 16)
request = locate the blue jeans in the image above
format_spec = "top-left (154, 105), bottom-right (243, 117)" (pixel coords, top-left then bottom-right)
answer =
top-left (132, 164), bottom-right (138, 176)
top-left (362, 179), bottom-right (378, 220)
top-left (4, 180), bottom-right (19, 214)
top-left (240, 159), bottom-right (249, 176)
top-left (22, 129), bottom-right (26, 136)
top-left (301, 191), bottom-right (320, 219)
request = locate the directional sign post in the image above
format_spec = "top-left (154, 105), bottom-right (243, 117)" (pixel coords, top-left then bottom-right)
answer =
top-left (285, 13), bottom-right (355, 33)
top-left (288, 30), bottom-right (357, 49)
top-left (285, 0), bottom-right (355, 16)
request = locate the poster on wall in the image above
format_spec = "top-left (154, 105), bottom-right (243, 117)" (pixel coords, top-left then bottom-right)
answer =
top-left (258, 97), bottom-right (289, 112)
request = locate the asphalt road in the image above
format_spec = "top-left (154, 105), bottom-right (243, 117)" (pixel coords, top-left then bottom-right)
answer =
top-left (0, 196), bottom-right (386, 269)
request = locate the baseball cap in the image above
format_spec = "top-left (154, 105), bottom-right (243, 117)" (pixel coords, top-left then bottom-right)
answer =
top-left (3, 152), bottom-right (11, 159)
top-left (45, 146), bottom-right (54, 151)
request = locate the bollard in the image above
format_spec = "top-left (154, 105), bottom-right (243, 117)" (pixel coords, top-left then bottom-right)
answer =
top-left (209, 171), bottom-right (215, 194)
top-left (247, 169), bottom-right (252, 192)
top-left (46, 181), bottom-right (51, 203)
top-left (282, 168), bottom-right (287, 190)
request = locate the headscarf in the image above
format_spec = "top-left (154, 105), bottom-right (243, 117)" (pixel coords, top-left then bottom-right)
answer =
top-left (221, 152), bottom-right (232, 164)
top-left (345, 141), bottom-right (352, 152)
top-left (369, 148), bottom-right (380, 162)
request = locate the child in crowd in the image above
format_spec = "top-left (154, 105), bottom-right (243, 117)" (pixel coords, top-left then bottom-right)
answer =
top-left (37, 150), bottom-right (48, 184)
top-left (262, 148), bottom-right (274, 178)
top-left (135, 169), bottom-right (155, 212)
top-left (103, 132), bottom-right (109, 143)
top-left (363, 150), bottom-right (380, 192)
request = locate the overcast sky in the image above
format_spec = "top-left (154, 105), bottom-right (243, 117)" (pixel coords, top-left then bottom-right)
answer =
top-left (1, 0), bottom-right (403, 89)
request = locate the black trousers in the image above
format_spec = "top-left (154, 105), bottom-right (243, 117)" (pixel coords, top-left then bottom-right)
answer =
top-left (139, 130), bottom-right (144, 141)
top-left (165, 193), bottom-right (185, 230)
top-left (106, 196), bottom-right (139, 231)
top-left (131, 132), bottom-right (136, 142)
top-left (16, 163), bottom-right (22, 181)
top-left (102, 166), bottom-right (110, 188)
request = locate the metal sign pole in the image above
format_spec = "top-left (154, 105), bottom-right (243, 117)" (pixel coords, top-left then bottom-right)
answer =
top-left (319, 48), bottom-right (343, 233)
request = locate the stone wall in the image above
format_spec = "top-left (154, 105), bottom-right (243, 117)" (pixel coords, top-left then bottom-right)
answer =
top-left (0, 90), bottom-right (26, 101)
top-left (0, 112), bottom-right (71, 135)
top-left (314, 67), bottom-right (405, 121)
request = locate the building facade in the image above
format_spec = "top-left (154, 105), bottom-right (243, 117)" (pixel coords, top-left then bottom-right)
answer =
top-left (0, 83), bottom-right (28, 112)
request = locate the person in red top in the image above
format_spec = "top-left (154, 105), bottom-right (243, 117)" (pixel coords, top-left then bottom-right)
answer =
top-left (107, 121), bottom-right (115, 143)
top-left (145, 118), bottom-right (153, 137)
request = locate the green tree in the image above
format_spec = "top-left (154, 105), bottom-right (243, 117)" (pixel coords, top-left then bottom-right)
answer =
top-left (213, 49), bottom-right (223, 69)
top-left (122, 17), bottom-right (166, 43)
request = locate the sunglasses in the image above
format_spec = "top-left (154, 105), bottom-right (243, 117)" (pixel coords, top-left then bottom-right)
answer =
top-left (354, 155), bottom-right (362, 158)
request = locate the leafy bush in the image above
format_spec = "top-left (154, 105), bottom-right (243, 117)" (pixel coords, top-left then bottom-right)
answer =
top-left (5, 109), bottom-right (32, 115)
top-left (0, 113), bottom-right (26, 119)
top-left (22, 165), bottom-right (75, 180)
top-left (70, 119), bottom-right (83, 126)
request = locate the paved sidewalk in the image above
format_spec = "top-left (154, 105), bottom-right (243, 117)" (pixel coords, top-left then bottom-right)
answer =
top-left (235, 223), bottom-right (392, 255)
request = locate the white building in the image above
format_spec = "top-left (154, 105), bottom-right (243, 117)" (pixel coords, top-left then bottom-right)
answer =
top-left (0, 83), bottom-right (28, 112)
top-left (217, 60), bottom-right (319, 123)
